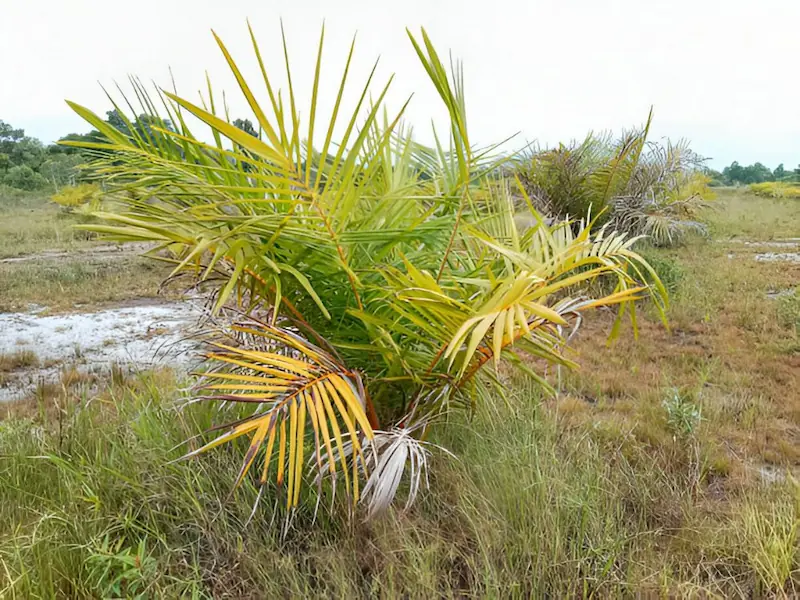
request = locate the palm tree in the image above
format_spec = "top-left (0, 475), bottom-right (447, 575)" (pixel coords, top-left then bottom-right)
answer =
top-left (516, 114), bottom-right (712, 246)
top-left (64, 23), bottom-right (668, 518)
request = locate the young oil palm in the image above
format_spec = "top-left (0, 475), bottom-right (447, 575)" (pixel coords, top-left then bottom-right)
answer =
top-left (64, 23), bottom-right (667, 519)
top-left (516, 114), bottom-right (712, 246)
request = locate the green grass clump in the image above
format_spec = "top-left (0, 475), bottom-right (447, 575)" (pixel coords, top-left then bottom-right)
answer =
top-left (777, 287), bottom-right (800, 333)
top-left (638, 248), bottom-right (684, 294)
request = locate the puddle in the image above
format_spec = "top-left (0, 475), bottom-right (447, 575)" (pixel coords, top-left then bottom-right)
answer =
top-left (0, 301), bottom-right (200, 401)
top-left (754, 252), bottom-right (800, 263)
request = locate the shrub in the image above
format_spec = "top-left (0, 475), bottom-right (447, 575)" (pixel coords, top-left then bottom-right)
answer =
top-left (638, 250), bottom-right (683, 294)
top-left (2, 165), bottom-right (47, 191)
top-left (515, 126), bottom-right (713, 247)
top-left (750, 181), bottom-right (800, 200)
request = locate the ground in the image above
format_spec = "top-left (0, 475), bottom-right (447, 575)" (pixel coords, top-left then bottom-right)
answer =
top-left (0, 188), bottom-right (798, 598)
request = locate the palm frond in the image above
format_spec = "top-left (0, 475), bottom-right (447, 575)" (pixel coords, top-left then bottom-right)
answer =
top-left (188, 321), bottom-right (374, 509)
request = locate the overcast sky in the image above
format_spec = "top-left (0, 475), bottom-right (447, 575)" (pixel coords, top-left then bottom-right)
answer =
top-left (1, 0), bottom-right (798, 169)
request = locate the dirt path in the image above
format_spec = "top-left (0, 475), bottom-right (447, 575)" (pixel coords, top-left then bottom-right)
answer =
top-left (0, 242), bottom-right (153, 264)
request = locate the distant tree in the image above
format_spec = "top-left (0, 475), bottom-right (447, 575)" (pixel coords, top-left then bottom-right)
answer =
top-left (39, 154), bottom-right (86, 190)
top-left (233, 118), bottom-right (259, 172)
top-left (703, 166), bottom-right (725, 186)
top-left (0, 120), bottom-right (25, 154)
top-left (9, 137), bottom-right (45, 169)
top-left (105, 109), bottom-right (128, 133)
top-left (773, 163), bottom-right (786, 180)
top-left (721, 160), bottom-right (777, 185)
top-left (3, 165), bottom-right (47, 190)
top-left (233, 118), bottom-right (258, 138)
top-left (52, 132), bottom-right (103, 154)
top-left (722, 161), bottom-right (742, 184)
top-left (0, 120), bottom-right (45, 169)
top-left (105, 109), bottom-right (175, 142)
top-left (748, 162), bottom-right (773, 184)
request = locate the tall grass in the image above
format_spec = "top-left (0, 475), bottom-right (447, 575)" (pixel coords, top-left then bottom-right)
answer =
top-left (2, 370), bottom-right (797, 598)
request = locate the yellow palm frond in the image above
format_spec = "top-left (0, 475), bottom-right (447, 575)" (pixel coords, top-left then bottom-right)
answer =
top-left (186, 323), bottom-right (374, 508)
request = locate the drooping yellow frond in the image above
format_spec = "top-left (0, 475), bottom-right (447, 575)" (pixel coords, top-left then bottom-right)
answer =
top-left (186, 323), bottom-right (374, 509)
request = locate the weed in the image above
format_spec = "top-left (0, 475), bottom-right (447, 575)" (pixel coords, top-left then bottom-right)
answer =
top-left (662, 388), bottom-right (702, 439)
top-left (776, 287), bottom-right (800, 332)
top-left (85, 537), bottom-right (158, 599)
top-left (0, 349), bottom-right (39, 371)
top-left (734, 481), bottom-right (800, 596)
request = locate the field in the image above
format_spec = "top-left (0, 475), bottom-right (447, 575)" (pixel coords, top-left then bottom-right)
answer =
top-left (0, 189), bottom-right (798, 598)
top-left (0, 196), bottom-right (174, 313)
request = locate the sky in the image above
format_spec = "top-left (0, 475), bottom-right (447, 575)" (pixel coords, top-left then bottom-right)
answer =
top-left (1, 0), bottom-right (798, 170)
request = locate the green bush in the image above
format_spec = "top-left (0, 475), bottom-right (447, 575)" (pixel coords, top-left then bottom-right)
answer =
top-left (3, 165), bottom-right (47, 191)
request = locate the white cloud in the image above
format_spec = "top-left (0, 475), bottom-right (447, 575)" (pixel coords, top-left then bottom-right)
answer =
top-left (2, 0), bottom-right (798, 169)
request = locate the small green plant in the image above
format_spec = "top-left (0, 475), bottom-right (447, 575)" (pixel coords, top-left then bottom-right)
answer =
top-left (776, 287), bottom-right (800, 333)
top-left (662, 388), bottom-right (702, 439)
top-left (86, 536), bottom-right (157, 599)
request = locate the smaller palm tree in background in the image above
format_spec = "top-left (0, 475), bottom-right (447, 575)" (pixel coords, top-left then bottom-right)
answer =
top-left (516, 113), bottom-right (714, 246)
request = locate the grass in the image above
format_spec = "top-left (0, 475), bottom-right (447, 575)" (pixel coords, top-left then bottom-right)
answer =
top-left (0, 370), bottom-right (797, 598)
top-left (0, 189), bottom-right (798, 597)
top-left (706, 188), bottom-right (800, 240)
top-left (0, 350), bottom-right (39, 372)
top-left (0, 256), bottom-right (172, 312)
top-left (0, 193), bottom-right (99, 259)
top-left (0, 192), bottom-right (176, 311)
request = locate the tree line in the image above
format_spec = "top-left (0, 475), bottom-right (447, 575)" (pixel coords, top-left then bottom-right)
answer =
top-left (0, 114), bottom-right (259, 194)
top-left (705, 161), bottom-right (800, 186)
top-left (0, 119), bottom-right (90, 192)
top-left (4, 114), bottom-right (797, 193)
